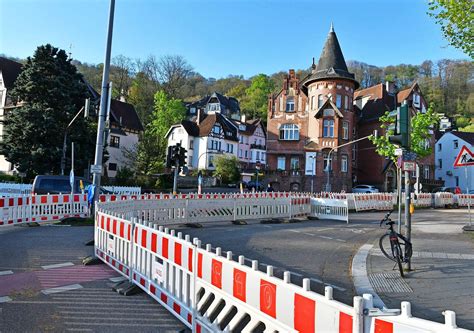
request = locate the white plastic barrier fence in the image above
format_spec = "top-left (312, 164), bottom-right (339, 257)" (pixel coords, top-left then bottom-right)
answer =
top-left (352, 193), bottom-right (394, 212)
top-left (456, 194), bottom-right (474, 207)
top-left (0, 194), bottom-right (88, 226)
top-left (0, 182), bottom-right (32, 197)
top-left (98, 192), bottom-right (311, 226)
top-left (363, 295), bottom-right (469, 333)
top-left (310, 197), bottom-right (349, 223)
top-left (95, 202), bottom-right (472, 333)
top-left (412, 193), bottom-right (432, 207)
top-left (102, 186), bottom-right (141, 195)
top-left (434, 192), bottom-right (455, 207)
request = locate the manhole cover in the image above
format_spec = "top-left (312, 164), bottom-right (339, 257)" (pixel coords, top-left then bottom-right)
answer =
top-left (369, 273), bottom-right (413, 293)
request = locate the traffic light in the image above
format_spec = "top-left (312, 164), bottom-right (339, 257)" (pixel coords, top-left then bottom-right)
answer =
top-left (179, 146), bottom-right (187, 167)
top-left (166, 146), bottom-right (173, 168)
top-left (172, 144), bottom-right (181, 166)
top-left (388, 104), bottom-right (410, 149)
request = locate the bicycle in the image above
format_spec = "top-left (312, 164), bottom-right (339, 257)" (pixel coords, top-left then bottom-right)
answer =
top-left (378, 210), bottom-right (413, 278)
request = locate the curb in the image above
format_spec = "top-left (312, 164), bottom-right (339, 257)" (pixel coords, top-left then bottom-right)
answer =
top-left (351, 243), bottom-right (386, 309)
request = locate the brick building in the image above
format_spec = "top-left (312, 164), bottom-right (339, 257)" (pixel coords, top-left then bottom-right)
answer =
top-left (267, 25), bottom-right (358, 192)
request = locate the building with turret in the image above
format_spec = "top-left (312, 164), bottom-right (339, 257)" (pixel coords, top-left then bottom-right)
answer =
top-left (267, 24), bottom-right (357, 192)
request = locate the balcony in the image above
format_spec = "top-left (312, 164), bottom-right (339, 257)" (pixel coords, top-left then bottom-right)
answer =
top-left (250, 144), bottom-right (266, 150)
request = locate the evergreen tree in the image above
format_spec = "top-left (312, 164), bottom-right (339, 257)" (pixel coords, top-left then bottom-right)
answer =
top-left (1, 44), bottom-right (95, 179)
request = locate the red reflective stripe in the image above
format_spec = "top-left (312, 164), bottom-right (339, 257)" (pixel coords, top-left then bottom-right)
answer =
top-left (119, 222), bottom-right (125, 238)
top-left (150, 285), bottom-right (156, 294)
top-left (0, 198), bottom-right (4, 207)
top-left (173, 303), bottom-right (181, 314)
top-left (211, 259), bottom-right (222, 289)
top-left (197, 253), bottom-right (203, 278)
top-left (74, 195), bottom-right (80, 202)
top-left (260, 279), bottom-right (276, 318)
top-left (162, 237), bottom-right (169, 258)
top-left (160, 293), bottom-right (168, 303)
top-left (52, 195), bottom-right (59, 203)
top-left (151, 233), bottom-right (157, 253)
top-left (112, 219), bottom-right (117, 235)
top-left (174, 243), bottom-right (182, 265)
top-left (233, 268), bottom-right (246, 302)
top-left (188, 248), bottom-right (193, 272)
top-left (339, 312), bottom-right (352, 333)
top-left (374, 319), bottom-right (393, 333)
top-left (141, 229), bottom-right (147, 247)
top-left (41, 196), bottom-right (47, 204)
top-left (294, 293), bottom-right (315, 333)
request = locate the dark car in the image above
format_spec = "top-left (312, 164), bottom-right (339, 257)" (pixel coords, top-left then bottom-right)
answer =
top-left (246, 181), bottom-right (264, 191)
top-left (32, 175), bottom-right (112, 195)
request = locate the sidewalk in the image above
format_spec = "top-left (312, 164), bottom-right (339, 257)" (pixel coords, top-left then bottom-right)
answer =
top-left (366, 209), bottom-right (474, 330)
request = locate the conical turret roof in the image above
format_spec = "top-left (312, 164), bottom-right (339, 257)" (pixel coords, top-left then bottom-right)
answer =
top-left (303, 24), bottom-right (359, 88)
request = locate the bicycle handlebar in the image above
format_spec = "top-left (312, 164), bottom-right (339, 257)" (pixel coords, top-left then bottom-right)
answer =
top-left (379, 210), bottom-right (394, 226)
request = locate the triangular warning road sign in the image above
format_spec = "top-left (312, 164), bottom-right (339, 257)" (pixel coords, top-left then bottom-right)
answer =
top-left (454, 145), bottom-right (474, 167)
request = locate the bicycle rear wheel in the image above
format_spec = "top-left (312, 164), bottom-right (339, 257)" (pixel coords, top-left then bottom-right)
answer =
top-left (379, 234), bottom-right (396, 261)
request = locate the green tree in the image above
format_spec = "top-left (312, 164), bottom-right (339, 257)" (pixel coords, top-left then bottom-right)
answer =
top-left (214, 155), bottom-right (241, 184)
top-left (428, 0), bottom-right (474, 58)
top-left (241, 74), bottom-right (274, 120)
top-left (1, 44), bottom-right (94, 179)
top-left (369, 106), bottom-right (439, 162)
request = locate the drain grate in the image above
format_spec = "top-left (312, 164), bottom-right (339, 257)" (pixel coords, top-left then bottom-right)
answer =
top-left (369, 272), bottom-right (413, 293)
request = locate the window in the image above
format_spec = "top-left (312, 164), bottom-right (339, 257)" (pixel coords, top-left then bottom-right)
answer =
top-left (256, 151), bottom-right (260, 160)
top-left (344, 95), bottom-right (348, 110)
top-left (454, 140), bottom-right (458, 149)
top-left (239, 149), bottom-right (242, 158)
top-left (323, 119), bottom-right (334, 137)
top-left (277, 156), bottom-right (286, 170)
top-left (424, 165), bottom-right (430, 179)
top-left (109, 163), bottom-right (117, 171)
top-left (226, 143), bottom-right (234, 153)
top-left (323, 153), bottom-right (332, 171)
top-left (190, 107), bottom-right (196, 114)
top-left (245, 150), bottom-right (248, 158)
top-left (209, 103), bottom-right (220, 111)
top-left (110, 135), bottom-right (120, 148)
top-left (336, 94), bottom-right (342, 108)
top-left (438, 159), bottom-right (442, 169)
top-left (318, 94), bottom-right (324, 108)
top-left (438, 143), bottom-right (442, 151)
top-left (290, 157), bottom-right (299, 170)
top-left (239, 124), bottom-right (246, 131)
top-left (341, 155), bottom-right (348, 172)
top-left (343, 121), bottom-right (349, 140)
top-left (262, 152), bottom-right (266, 161)
top-left (286, 97), bottom-right (295, 112)
top-left (210, 140), bottom-right (220, 150)
top-left (311, 96), bottom-right (315, 110)
top-left (208, 155), bottom-right (214, 168)
top-left (212, 125), bottom-right (220, 134)
top-left (279, 124), bottom-right (300, 140)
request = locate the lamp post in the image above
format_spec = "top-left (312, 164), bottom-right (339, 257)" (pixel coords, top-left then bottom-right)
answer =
top-left (325, 130), bottom-right (377, 192)
top-left (309, 154), bottom-right (316, 193)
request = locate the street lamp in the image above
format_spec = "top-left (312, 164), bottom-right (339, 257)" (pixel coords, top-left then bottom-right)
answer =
top-left (309, 154), bottom-right (316, 193)
top-left (325, 130), bottom-right (377, 192)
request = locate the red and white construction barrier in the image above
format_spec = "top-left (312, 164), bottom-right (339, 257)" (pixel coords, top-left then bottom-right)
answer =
top-left (412, 193), bottom-right (432, 207)
top-left (0, 194), bottom-right (88, 226)
top-left (456, 194), bottom-right (474, 207)
top-left (95, 201), bottom-right (472, 333)
top-left (434, 192), bottom-right (455, 207)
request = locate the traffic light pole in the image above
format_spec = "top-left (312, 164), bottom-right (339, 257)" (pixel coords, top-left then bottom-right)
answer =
top-left (404, 170), bottom-right (412, 270)
top-left (173, 160), bottom-right (179, 195)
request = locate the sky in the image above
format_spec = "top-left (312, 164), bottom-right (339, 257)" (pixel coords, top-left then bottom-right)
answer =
top-left (0, 0), bottom-right (469, 79)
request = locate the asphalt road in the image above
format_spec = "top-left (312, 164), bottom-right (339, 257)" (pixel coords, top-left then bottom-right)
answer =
top-left (0, 224), bottom-right (187, 333)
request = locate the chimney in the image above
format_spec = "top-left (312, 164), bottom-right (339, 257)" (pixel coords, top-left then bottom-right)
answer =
top-left (197, 109), bottom-right (202, 125)
top-left (385, 81), bottom-right (395, 94)
top-left (241, 114), bottom-right (246, 123)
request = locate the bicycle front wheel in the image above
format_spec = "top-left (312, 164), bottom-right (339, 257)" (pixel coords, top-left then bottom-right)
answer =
top-left (379, 233), bottom-right (396, 262)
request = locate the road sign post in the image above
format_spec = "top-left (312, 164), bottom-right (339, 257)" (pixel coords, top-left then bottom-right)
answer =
top-left (454, 145), bottom-right (474, 227)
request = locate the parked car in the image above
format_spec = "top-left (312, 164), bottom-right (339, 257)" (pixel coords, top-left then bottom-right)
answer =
top-left (32, 175), bottom-right (113, 195)
top-left (351, 185), bottom-right (379, 193)
top-left (431, 187), bottom-right (457, 194)
top-left (246, 181), bottom-right (264, 191)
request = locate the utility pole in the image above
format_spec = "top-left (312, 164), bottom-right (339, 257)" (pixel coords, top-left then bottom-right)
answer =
top-left (92, 0), bottom-right (115, 203)
top-left (404, 168), bottom-right (411, 270)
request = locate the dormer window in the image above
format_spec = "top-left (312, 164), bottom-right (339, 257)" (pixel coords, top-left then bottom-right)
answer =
top-left (239, 124), bottom-right (246, 131)
top-left (209, 103), bottom-right (220, 111)
top-left (212, 125), bottom-right (221, 134)
top-left (286, 97), bottom-right (295, 112)
top-left (190, 107), bottom-right (196, 114)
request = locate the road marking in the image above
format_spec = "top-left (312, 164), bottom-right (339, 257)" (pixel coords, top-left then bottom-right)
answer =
top-left (289, 229), bottom-right (301, 233)
top-left (66, 329), bottom-right (93, 332)
top-left (318, 235), bottom-right (333, 240)
top-left (42, 284), bottom-right (83, 295)
top-left (41, 262), bottom-right (75, 270)
top-left (352, 244), bottom-right (385, 308)
top-left (0, 296), bottom-right (12, 303)
top-left (262, 225), bottom-right (272, 228)
top-left (109, 276), bottom-right (127, 282)
top-left (372, 249), bottom-right (474, 260)
top-left (310, 277), bottom-right (323, 283)
top-left (0, 270), bottom-right (14, 276)
top-left (304, 232), bottom-right (315, 236)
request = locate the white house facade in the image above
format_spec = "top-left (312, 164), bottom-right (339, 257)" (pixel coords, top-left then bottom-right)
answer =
top-left (435, 131), bottom-right (474, 192)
